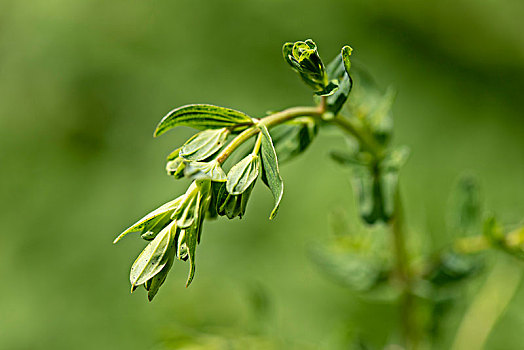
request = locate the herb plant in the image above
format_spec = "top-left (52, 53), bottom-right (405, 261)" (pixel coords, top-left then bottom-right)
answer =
top-left (115, 39), bottom-right (523, 349)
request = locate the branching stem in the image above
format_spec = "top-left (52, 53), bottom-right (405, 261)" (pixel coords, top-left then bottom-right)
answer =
top-left (216, 105), bottom-right (324, 164)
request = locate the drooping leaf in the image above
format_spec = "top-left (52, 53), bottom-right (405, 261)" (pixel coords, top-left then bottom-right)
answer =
top-left (130, 221), bottom-right (176, 288)
top-left (239, 180), bottom-right (255, 217)
top-left (206, 181), bottom-right (224, 219)
top-left (226, 154), bottom-right (259, 195)
top-left (154, 104), bottom-right (253, 137)
top-left (185, 180), bottom-right (211, 287)
top-left (219, 193), bottom-right (240, 219)
top-left (114, 197), bottom-right (181, 243)
top-left (184, 160), bottom-right (227, 182)
top-left (180, 128), bottom-right (229, 161)
top-left (147, 232), bottom-right (178, 301)
top-left (259, 125), bottom-right (284, 220)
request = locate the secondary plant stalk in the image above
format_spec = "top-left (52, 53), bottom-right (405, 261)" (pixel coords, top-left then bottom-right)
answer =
top-left (390, 187), bottom-right (417, 349)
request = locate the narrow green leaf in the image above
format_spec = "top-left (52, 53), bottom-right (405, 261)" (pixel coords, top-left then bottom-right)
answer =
top-left (180, 128), bottom-right (229, 161)
top-left (140, 211), bottom-right (173, 241)
top-left (226, 154), bottom-right (259, 195)
top-left (114, 197), bottom-right (181, 243)
top-left (185, 180), bottom-right (211, 287)
top-left (147, 239), bottom-right (177, 301)
top-left (154, 104), bottom-right (253, 137)
top-left (130, 221), bottom-right (176, 288)
top-left (259, 125), bottom-right (284, 220)
top-left (206, 181), bottom-right (223, 219)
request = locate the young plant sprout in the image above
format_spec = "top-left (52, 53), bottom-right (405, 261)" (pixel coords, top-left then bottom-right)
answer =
top-left (115, 39), bottom-right (523, 349)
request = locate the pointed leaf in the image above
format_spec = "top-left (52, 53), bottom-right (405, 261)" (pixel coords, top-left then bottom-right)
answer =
top-left (154, 104), bottom-right (253, 137)
top-left (185, 180), bottom-right (211, 287)
top-left (130, 221), bottom-right (176, 287)
top-left (147, 241), bottom-right (177, 301)
top-left (259, 125), bottom-right (284, 220)
top-left (226, 154), bottom-right (259, 195)
top-left (180, 128), bottom-right (229, 161)
top-left (114, 197), bottom-right (181, 243)
top-left (140, 211), bottom-right (173, 240)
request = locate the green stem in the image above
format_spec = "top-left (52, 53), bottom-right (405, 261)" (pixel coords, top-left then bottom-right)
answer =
top-left (252, 132), bottom-right (263, 155)
top-left (389, 187), bottom-right (417, 349)
top-left (216, 105), bottom-right (323, 164)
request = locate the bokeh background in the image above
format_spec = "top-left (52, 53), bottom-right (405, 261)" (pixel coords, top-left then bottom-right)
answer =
top-left (1, 0), bottom-right (523, 349)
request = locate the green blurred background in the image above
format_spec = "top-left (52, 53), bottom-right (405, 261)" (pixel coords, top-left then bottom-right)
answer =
top-left (1, 0), bottom-right (523, 349)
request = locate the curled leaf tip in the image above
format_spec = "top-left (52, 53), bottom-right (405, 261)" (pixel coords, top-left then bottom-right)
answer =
top-left (342, 45), bottom-right (353, 56)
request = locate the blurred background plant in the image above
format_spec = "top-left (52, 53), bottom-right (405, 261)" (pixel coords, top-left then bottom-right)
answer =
top-left (1, 0), bottom-right (523, 349)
